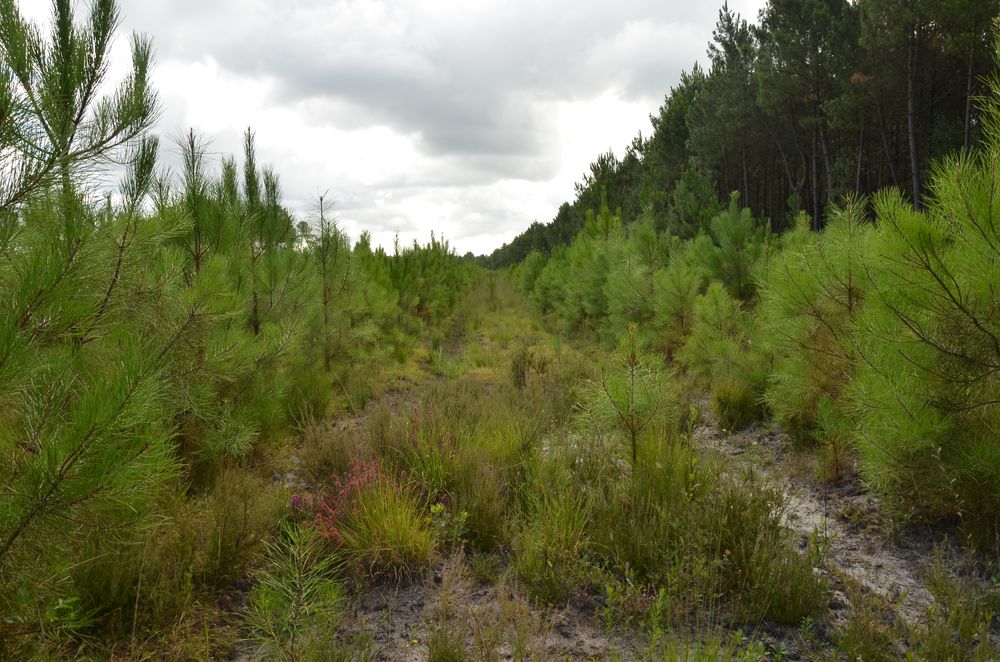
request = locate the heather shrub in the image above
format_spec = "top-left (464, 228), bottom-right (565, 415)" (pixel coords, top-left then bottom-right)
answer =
top-left (587, 432), bottom-right (705, 585)
top-left (316, 457), bottom-right (434, 578)
top-left (202, 467), bottom-right (287, 582)
top-left (702, 472), bottom-right (827, 624)
top-left (70, 468), bottom-right (285, 635)
top-left (366, 400), bottom-right (461, 500)
top-left (510, 342), bottom-right (541, 389)
top-left (299, 421), bottom-right (358, 485)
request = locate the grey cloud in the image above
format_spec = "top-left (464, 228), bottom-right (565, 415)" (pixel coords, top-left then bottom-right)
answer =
top-left (119, 0), bottom-right (764, 162)
top-left (100, 0), bottom-right (767, 253)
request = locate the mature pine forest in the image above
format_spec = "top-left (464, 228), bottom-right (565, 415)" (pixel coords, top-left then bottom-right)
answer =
top-left (486, 1), bottom-right (1000, 266)
top-left (2, 1), bottom-right (999, 661)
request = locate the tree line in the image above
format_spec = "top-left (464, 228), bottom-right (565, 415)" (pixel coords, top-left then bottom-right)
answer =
top-left (486, 0), bottom-right (1000, 267)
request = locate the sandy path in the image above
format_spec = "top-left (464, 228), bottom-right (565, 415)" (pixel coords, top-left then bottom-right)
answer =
top-left (692, 408), bottom-right (937, 626)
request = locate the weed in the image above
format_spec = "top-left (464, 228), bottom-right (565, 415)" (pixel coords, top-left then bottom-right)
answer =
top-left (514, 462), bottom-right (595, 604)
top-left (298, 421), bottom-right (359, 485)
top-left (244, 524), bottom-right (343, 661)
top-left (316, 458), bottom-right (435, 578)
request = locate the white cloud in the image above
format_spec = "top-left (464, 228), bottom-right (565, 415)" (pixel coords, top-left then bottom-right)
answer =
top-left (13, 0), bottom-right (767, 255)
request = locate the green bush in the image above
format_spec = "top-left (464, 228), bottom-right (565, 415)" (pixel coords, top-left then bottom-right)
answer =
top-left (245, 524), bottom-right (344, 661)
top-left (678, 283), bottom-right (768, 429)
top-left (580, 323), bottom-right (677, 468)
top-left (757, 201), bottom-right (872, 445)
top-left (650, 239), bottom-right (710, 357)
top-left (851, 178), bottom-right (1000, 532)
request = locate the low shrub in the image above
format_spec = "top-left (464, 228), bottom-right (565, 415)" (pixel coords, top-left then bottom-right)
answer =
top-left (510, 343), bottom-right (548, 390)
top-left (588, 433), bottom-right (703, 586)
top-left (514, 462), bottom-right (595, 604)
top-left (70, 467), bottom-right (285, 637)
top-left (299, 421), bottom-right (359, 485)
top-left (245, 524), bottom-right (344, 661)
top-left (911, 554), bottom-right (999, 661)
top-left (703, 473), bottom-right (828, 624)
top-left (316, 457), bottom-right (435, 578)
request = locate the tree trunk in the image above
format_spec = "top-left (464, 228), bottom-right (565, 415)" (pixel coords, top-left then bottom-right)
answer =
top-left (812, 127), bottom-right (821, 230)
top-left (907, 13), bottom-right (922, 210)
top-left (856, 120), bottom-right (865, 196)
top-left (877, 102), bottom-right (900, 188)
top-left (818, 114), bottom-right (835, 201)
top-left (964, 24), bottom-right (976, 154)
top-left (762, 116), bottom-right (796, 190)
top-left (741, 146), bottom-right (749, 208)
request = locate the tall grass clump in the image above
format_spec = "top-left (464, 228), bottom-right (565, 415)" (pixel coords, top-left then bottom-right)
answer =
top-left (513, 460), bottom-right (595, 604)
top-left (453, 401), bottom-right (538, 551)
top-left (702, 471), bottom-right (828, 624)
top-left (315, 457), bottom-right (434, 578)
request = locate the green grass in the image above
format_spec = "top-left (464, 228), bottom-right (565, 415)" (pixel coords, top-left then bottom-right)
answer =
top-left (335, 477), bottom-right (436, 579)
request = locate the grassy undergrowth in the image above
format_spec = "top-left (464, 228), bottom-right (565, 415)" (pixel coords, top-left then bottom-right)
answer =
top-left (264, 278), bottom-right (834, 659)
top-left (14, 274), bottom-right (994, 660)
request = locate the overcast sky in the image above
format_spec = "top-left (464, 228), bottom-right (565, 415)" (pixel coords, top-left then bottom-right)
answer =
top-left (21, 0), bottom-right (766, 255)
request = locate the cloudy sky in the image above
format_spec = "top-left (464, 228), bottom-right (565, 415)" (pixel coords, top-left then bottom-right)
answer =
top-left (22, 0), bottom-right (766, 254)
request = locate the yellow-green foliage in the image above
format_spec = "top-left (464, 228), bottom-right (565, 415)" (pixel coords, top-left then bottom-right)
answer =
top-left (851, 157), bottom-right (1000, 530)
top-left (757, 201), bottom-right (872, 443)
top-left (678, 283), bottom-right (768, 429)
top-left (335, 477), bottom-right (435, 578)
